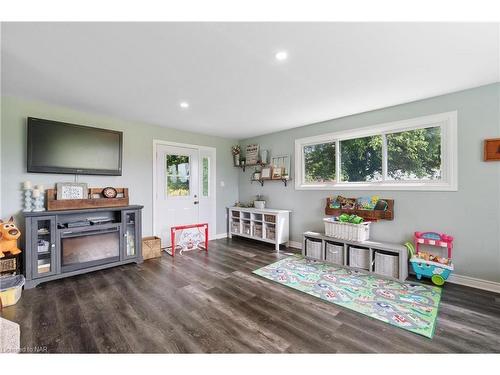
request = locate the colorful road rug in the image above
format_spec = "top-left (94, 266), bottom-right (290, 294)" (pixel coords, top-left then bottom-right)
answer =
top-left (253, 256), bottom-right (442, 338)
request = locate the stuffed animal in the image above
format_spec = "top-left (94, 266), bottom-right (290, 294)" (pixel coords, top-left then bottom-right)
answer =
top-left (0, 217), bottom-right (22, 258)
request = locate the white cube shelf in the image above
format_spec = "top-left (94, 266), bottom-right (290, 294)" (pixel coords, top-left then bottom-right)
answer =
top-left (302, 231), bottom-right (408, 281)
top-left (228, 207), bottom-right (290, 251)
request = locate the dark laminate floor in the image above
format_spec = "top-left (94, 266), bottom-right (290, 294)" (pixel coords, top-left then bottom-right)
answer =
top-left (2, 238), bottom-right (500, 353)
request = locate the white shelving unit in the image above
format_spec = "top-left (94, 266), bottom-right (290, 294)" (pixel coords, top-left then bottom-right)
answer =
top-left (228, 207), bottom-right (290, 251)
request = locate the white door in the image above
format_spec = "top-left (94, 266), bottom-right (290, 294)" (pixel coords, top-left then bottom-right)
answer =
top-left (154, 143), bottom-right (216, 247)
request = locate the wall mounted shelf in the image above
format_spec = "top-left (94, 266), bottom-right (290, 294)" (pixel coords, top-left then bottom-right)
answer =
top-left (237, 162), bottom-right (266, 172)
top-left (325, 197), bottom-right (394, 221)
top-left (251, 178), bottom-right (290, 187)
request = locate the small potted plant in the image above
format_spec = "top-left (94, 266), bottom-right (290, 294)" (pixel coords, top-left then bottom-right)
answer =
top-left (231, 145), bottom-right (241, 166)
top-left (254, 194), bottom-right (266, 209)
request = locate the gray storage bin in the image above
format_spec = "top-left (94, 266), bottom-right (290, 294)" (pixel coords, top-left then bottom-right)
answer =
top-left (374, 251), bottom-right (399, 279)
top-left (305, 238), bottom-right (322, 260)
top-left (325, 242), bottom-right (344, 264)
top-left (349, 246), bottom-right (370, 270)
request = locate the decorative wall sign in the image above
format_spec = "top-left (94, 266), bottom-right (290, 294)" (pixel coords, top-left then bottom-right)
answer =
top-left (56, 182), bottom-right (88, 200)
top-left (272, 167), bottom-right (283, 179)
top-left (484, 138), bottom-right (500, 161)
top-left (261, 167), bottom-right (272, 180)
top-left (245, 144), bottom-right (260, 165)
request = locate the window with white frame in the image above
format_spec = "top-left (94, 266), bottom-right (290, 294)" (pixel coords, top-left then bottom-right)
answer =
top-left (294, 111), bottom-right (457, 191)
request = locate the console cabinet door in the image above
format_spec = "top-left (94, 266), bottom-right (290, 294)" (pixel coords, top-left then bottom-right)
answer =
top-left (122, 210), bottom-right (140, 260)
top-left (31, 216), bottom-right (58, 279)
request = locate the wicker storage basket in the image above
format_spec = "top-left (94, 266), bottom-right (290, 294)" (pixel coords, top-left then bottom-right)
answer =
top-left (374, 252), bottom-right (399, 279)
top-left (305, 238), bottom-right (322, 260)
top-left (323, 217), bottom-right (370, 241)
top-left (0, 257), bottom-right (17, 273)
top-left (325, 242), bottom-right (344, 264)
top-left (142, 236), bottom-right (162, 260)
top-left (349, 246), bottom-right (370, 270)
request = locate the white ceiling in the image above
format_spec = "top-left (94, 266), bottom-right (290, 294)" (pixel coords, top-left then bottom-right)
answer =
top-left (1, 22), bottom-right (499, 139)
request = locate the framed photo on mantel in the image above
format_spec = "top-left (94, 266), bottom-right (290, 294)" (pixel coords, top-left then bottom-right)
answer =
top-left (56, 182), bottom-right (88, 200)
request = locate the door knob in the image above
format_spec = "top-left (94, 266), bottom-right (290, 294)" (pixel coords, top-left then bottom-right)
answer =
top-left (194, 201), bottom-right (199, 205)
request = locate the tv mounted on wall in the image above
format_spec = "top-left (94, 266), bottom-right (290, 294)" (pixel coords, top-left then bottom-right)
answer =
top-left (27, 117), bottom-right (123, 176)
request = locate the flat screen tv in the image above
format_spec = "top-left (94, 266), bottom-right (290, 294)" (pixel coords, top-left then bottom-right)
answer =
top-left (27, 117), bottom-right (123, 175)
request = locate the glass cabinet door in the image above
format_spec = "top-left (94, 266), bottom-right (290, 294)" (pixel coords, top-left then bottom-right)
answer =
top-left (32, 216), bottom-right (57, 278)
top-left (123, 211), bottom-right (138, 259)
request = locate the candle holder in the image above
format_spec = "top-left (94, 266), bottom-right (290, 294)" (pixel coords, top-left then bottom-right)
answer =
top-left (23, 188), bottom-right (33, 212)
top-left (32, 189), bottom-right (45, 212)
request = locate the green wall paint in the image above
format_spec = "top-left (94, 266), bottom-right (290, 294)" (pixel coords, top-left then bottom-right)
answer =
top-left (1, 96), bottom-right (238, 237)
top-left (239, 83), bottom-right (500, 282)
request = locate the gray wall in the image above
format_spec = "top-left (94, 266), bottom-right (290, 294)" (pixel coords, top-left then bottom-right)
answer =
top-left (1, 96), bottom-right (238, 237)
top-left (239, 83), bottom-right (500, 282)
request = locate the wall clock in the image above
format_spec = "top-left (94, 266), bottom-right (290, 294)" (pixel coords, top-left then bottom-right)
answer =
top-left (102, 187), bottom-right (118, 198)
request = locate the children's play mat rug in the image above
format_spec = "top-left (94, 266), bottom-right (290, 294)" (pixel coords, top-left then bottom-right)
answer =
top-left (253, 256), bottom-right (442, 338)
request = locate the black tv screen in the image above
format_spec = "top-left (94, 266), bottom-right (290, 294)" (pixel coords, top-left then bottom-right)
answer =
top-left (27, 117), bottom-right (123, 175)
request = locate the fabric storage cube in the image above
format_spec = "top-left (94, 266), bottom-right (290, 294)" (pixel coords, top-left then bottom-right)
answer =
top-left (266, 225), bottom-right (276, 240)
top-left (253, 223), bottom-right (263, 237)
top-left (325, 242), bottom-right (344, 264)
top-left (231, 210), bottom-right (240, 218)
top-left (349, 246), bottom-right (370, 270)
top-left (264, 214), bottom-right (276, 223)
top-left (306, 238), bottom-right (322, 259)
top-left (374, 251), bottom-right (399, 279)
top-left (231, 220), bottom-right (240, 233)
top-left (242, 222), bottom-right (251, 235)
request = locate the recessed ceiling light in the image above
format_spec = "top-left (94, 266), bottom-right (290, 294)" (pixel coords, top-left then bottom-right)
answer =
top-left (275, 51), bottom-right (288, 61)
top-left (179, 101), bottom-right (189, 109)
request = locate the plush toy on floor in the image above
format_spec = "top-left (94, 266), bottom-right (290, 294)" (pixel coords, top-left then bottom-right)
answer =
top-left (0, 217), bottom-right (22, 259)
top-left (405, 231), bottom-right (454, 286)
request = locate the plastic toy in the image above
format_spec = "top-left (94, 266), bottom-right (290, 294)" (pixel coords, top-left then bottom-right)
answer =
top-left (337, 213), bottom-right (364, 224)
top-left (406, 232), bottom-right (454, 286)
top-left (0, 217), bottom-right (22, 258)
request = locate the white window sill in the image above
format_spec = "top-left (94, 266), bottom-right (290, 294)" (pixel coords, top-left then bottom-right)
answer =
top-left (295, 182), bottom-right (457, 191)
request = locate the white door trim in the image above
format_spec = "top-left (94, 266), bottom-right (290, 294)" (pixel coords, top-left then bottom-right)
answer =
top-left (152, 139), bottom-right (217, 241)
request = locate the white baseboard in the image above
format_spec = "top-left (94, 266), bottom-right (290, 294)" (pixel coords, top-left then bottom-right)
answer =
top-left (281, 240), bottom-right (500, 294)
top-left (287, 240), bottom-right (303, 250)
top-left (447, 273), bottom-right (500, 294)
top-left (212, 233), bottom-right (228, 240)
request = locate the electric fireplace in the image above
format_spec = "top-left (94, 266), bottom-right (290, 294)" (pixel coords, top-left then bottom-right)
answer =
top-left (60, 225), bottom-right (120, 273)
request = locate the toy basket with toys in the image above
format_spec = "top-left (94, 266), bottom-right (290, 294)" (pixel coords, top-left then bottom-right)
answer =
top-left (405, 231), bottom-right (454, 286)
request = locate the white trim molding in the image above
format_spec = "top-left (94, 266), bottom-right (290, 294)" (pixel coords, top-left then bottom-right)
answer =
top-left (213, 233), bottom-right (228, 240)
top-left (295, 111), bottom-right (458, 191)
top-left (447, 274), bottom-right (500, 294)
top-left (287, 240), bottom-right (303, 250)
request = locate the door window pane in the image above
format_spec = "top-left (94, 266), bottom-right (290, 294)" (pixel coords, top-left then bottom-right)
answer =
top-left (340, 135), bottom-right (382, 182)
top-left (303, 142), bottom-right (336, 183)
top-left (386, 126), bottom-right (441, 180)
top-left (202, 157), bottom-right (209, 197)
top-left (166, 155), bottom-right (190, 197)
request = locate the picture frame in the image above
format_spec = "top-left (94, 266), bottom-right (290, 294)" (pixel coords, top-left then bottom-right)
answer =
top-left (56, 182), bottom-right (88, 200)
top-left (245, 144), bottom-right (260, 165)
top-left (272, 167), bottom-right (283, 179)
top-left (484, 138), bottom-right (500, 161)
top-left (261, 167), bottom-right (272, 180)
